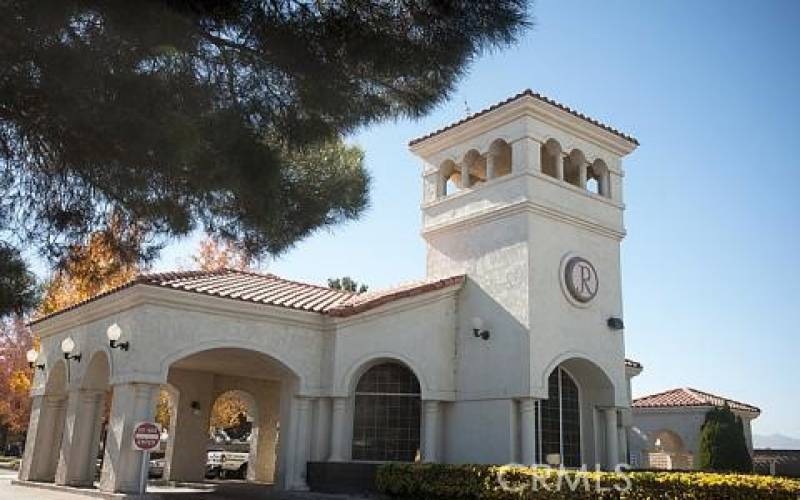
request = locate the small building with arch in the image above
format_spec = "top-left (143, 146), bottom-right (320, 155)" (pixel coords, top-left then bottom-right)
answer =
top-left (629, 387), bottom-right (761, 470)
top-left (20, 90), bottom-right (642, 494)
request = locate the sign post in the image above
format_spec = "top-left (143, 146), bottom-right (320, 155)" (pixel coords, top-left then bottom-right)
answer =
top-left (132, 422), bottom-right (161, 495)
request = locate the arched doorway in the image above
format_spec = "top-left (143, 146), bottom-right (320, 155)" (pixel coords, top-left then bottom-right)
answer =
top-left (163, 348), bottom-right (292, 487)
top-left (534, 357), bottom-right (618, 469)
top-left (20, 360), bottom-right (67, 482)
top-left (538, 366), bottom-right (581, 467)
top-left (351, 361), bottom-right (422, 462)
top-left (58, 351), bottom-right (111, 486)
top-left (648, 429), bottom-right (693, 470)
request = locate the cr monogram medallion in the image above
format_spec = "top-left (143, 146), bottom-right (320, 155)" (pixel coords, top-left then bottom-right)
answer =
top-left (564, 256), bottom-right (598, 303)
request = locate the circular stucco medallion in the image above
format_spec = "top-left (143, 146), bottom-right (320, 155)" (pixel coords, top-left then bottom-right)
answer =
top-left (563, 256), bottom-right (599, 303)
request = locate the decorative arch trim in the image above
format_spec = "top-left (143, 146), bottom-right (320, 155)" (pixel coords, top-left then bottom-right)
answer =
top-left (538, 351), bottom-right (616, 393)
top-left (156, 339), bottom-right (305, 389)
top-left (337, 352), bottom-right (431, 399)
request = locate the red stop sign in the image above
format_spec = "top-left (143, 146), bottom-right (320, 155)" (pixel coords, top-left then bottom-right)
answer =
top-left (132, 422), bottom-right (161, 451)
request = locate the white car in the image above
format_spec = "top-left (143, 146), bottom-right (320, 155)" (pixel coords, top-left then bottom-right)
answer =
top-left (148, 456), bottom-right (166, 478)
top-left (206, 451), bottom-right (248, 479)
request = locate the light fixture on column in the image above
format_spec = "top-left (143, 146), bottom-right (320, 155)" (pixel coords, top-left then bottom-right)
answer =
top-left (61, 336), bottom-right (82, 362)
top-left (26, 349), bottom-right (45, 370)
top-left (472, 317), bottom-right (490, 340)
top-left (107, 323), bottom-right (129, 351)
top-left (190, 401), bottom-right (201, 416)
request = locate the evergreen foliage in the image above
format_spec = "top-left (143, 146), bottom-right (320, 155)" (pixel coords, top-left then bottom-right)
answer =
top-left (698, 404), bottom-right (753, 472)
top-left (328, 276), bottom-right (368, 293)
top-left (0, 0), bottom-right (528, 310)
top-left (0, 0), bottom-right (528, 256)
top-left (0, 245), bottom-right (38, 317)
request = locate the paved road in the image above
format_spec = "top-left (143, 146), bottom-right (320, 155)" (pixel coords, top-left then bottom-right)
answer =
top-left (0, 470), bottom-right (95, 500)
top-left (0, 470), bottom-right (368, 500)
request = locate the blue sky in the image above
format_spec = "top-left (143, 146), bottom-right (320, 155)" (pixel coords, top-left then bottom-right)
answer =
top-left (119, 1), bottom-right (800, 438)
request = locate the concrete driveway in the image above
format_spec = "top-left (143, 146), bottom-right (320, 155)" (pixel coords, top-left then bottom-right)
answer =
top-left (0, 471), bottom-right (368, 500)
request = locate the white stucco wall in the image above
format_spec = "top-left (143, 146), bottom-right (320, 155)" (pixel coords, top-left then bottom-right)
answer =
top-left (25, 92), bottom-right (640, 491)
top-left (630, 408), bottom-right (758, 469)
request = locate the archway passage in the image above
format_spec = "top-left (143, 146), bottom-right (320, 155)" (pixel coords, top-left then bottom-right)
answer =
top-left (351, 362), bottom-right (421, 462)
top-left (58, 351), bottom-right (111, 487)
top-left (19, 361), bottom-right (68, 482)
top-left (530, 357), bottom-right (619, 469)
top-left (163, 348), bottom-right (293, 487)
top-left (648, 429), bottom-right (693, 470)
top-left (208, 389), bottom-right (257, 480)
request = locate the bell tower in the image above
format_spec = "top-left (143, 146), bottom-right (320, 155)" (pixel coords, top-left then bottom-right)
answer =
top-left (409, 90), bottom-right (638, 402)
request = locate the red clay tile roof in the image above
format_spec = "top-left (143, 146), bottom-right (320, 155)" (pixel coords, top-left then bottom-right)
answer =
top-left (30, 269), bottom-right (465, 325)
top-left (632, 387), bottom-right (760, 414)
top-left (625, 358), bottom-right (643, 369)
top-left (409, 89), bottom-right (639, 147)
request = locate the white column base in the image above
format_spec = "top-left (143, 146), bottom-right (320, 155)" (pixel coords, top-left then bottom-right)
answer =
top-left (519, 398), bottom-right (538, 466)
top-left (98, 383), bottom-right (159, 494)
top-left (422, 400), bottom-right (441, 463)
top-left (604, 408), bottom-right (619, 471)
top-left (328, 397), bottom-right (348, 462)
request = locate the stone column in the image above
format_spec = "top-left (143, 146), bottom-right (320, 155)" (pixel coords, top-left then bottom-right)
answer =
top-left (519, 398), bottom-right (538, 466)
top-left (20, 394), bottom-right (67, 482)
top-left (292, 397), bottom-right (313, 490)
top-left (99, 383), bottom-right (159, 494)
top-left (423, 170), bottom-right (441, 202)
top-left (511, 137), bottom-right (541, 174)
top-left (578, 163), bottom-right (588, 189)
top-left (604, 408), bottom-right (619, 470)
top-left (459, 161), bottom-right (471, 188)
top-left (486, 152), bottom-right (497, 180)
top-left (163, 372), bottom-right (214, 483)
top-left (250, 381), bottom-right (280, 483)
top-left (56, 389), bottom-right (105, 486)
top-left (311, 398), bottom-right (332, 462)
top-left (328, 397), bottom-right (348, 462)
top-left (421, 401), bottom-right (441, 463)
top-left (618, 426), bottom-right (629, 465)
top-left (599, 171), bottom-right (610, 197)
top-left (556, 154), bottom-right (565, 180)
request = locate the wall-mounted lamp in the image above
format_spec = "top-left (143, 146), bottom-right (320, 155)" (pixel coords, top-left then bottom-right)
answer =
top-left (26, 349), bottom-right (45, 371)
top-left (107, 323), bottom-right (129, 351)
top-left (472, 317), bottom-right (490, 340)
top-left (607, 317), bottom-right (624, 330)
top-left (61, 336), bottom-right (82, 362)
top-left (190, 401), bottom-right (201, 416)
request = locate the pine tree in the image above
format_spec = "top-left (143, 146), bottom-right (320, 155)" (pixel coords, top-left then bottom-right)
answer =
top-left (328, 277), bottom-right (368, 294)
top-left (0, 1), bottom-right (530, 311)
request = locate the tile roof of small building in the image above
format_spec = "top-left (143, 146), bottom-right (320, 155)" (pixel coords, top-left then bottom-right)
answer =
top-left (30, 269), bottom-right (465, 325)
top-left (632, 387), bottom-right (760, 414)
top-left (409, 89), bottom-right (639, 147)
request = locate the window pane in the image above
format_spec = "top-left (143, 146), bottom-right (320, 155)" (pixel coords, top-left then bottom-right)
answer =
top-left (560, 369), bottom-right (581, 467)
top-left (352, 363), bottom-right (421, 461)
top-left (355, 362), bottom-right (421, 394)
top-left (540, 369), bottom-right (561, 461)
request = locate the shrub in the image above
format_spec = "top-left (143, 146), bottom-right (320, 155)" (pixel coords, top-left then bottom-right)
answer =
top-left (698, 404), bottom-right (753, 472)
top-left (376, 463), bottom-right (800, 500)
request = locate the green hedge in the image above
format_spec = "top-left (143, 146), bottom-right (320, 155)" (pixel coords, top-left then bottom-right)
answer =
top-left (376, 463), bottom-right (800, 500)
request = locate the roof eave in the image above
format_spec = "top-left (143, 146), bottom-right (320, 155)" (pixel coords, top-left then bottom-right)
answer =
top-left (409, 90), bottom-right (639, 157)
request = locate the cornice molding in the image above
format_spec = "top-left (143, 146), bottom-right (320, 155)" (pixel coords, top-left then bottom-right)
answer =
top-left (422, 198), bottom-right (626, 241)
